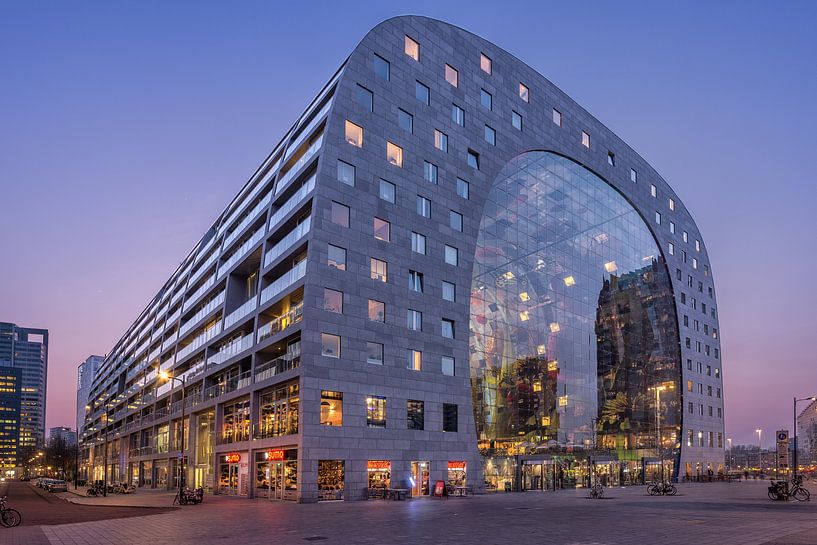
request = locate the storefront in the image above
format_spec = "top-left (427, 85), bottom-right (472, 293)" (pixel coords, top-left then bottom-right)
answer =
top-left (155, 460), bottom-right (169, 489)
top-left (483, 456), bottom-right (516, 492)
top-left (410, 461), bottom-right (429, 496)
top-left (317, 460), bottom-right (344, 501)
top-left (140, 460), bottom-right (153, 488)
top-left (219, 452), bottom-right (248, 496)
top-left (447, 461), bottom-right (467, 486)
top-left (367, 460), bottom-right (391, 489)
top-left (253, 448), bottom-right (298, 501)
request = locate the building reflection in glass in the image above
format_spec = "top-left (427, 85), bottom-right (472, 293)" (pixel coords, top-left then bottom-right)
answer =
top-left (470, 152), bottom-right (681, 489)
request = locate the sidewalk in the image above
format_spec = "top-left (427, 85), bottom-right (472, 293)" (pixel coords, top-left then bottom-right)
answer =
top-left (59, 485), bottom-right (178, 507)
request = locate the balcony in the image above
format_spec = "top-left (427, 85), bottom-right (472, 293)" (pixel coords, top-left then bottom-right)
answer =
top-left (264, 217), bottom-right (311, 268)
top-left (204, 370), bottom-right (252, 400)
top-left (165, 307), bottom-right (181, 330)
top-left (207, 333), bottom-right (253, 367)
top-left (148, 346), bottom-right (161, 362)
top-left (274, 133), bottom-right (323, 196)
top-left (218, 228), bottom-right (265, 279)
top-left (257, 302), bottom-right (303, 343)
top-left (160, 332), bottom-right (178, 353)
top-left (183, 274), bottom-right (217, 312)
top-left (179, 291), bottom-right (225, 337)
top-left (176, 321), bottom-right (223, 362)
top-left (224, 297), bottom-right (257, 331)
top-left (222, 190), bottom-right (273, 251)
top-left (260, 260), bottom-right (307, 306)
top-left (254, 354), bottom-right (300, 383)
top-left (268, 173), bottom-right (315, 231)
top-left (253, 420), bottom-right (298, 440)
top-left (217, 425), bottom-right (251, 445)
top-left (188, 251), bottom-right (218, 287)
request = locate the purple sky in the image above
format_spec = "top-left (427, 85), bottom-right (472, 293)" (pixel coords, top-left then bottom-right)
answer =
top-left (1, 2), bottom-right (815, 447)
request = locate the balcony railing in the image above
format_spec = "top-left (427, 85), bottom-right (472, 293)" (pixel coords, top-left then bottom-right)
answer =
top-left (188, 251), bottom-right (218, 287)
top-left (253, 420), bottom-right (298, 440)
top-left (217, 425), bottom-right (251, 445)
top-left (268, 173), bottom-right (315, 231)
top-left (257, 302), bottom-right (303, 343)
top-left (204, 370), bottom-right (253, 400)
top-left (148, 346), bottom-right (161, 362)
top-left (284, 100), bottom-right (331, 163)
top-left (160, 332), bottom-right (178, 352)
top-left (179, 291), bottom-right (225, 337)
top-left (274, 134), bottom-right (323, 196)
top-left (207, 333), bottom-right (253, 367)
top-left (165, 307), bottom-right (181, 330)
top-left (176, 321), bottom-right (223, 362)
top-left (218, 228), bottom-right (265, 279)
top-left (183, 274), bottom-right (216, 312)
top-left (222, 190), bottom-right (273, 251)
top-left (260, 260), bottom-right (307, 306)
top-left (264, 217), bottom-right (311, 268)
top-left (254, 354), bottom-right (300, 383)
top-left (224, 297), bottom-right (257, 331)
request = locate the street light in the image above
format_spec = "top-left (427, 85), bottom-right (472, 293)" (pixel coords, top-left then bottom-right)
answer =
top-left (726, 438), bottom-right (732, 473)
top-left (756, 429), bottom-right (762, 473)
top-left (158, 369), bottom-right (187, 499)
top-left (793, 396), bottom-right (816, 481)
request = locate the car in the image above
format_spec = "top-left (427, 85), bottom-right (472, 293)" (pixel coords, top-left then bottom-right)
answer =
top-left (47, 479), bottom-right (68, 492)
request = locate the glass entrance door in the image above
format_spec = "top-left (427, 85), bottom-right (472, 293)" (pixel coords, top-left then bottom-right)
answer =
top-left (410, 461), bottom-right (430, 496)
top-left (219, 462), bottom-right (239, 495)
top-left (255, 461), bottom-right (284, 500)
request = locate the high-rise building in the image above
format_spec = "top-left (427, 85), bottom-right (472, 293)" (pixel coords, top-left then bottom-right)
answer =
top-left (49, 426), bottom-right (77, 447)
top-left (0, 322), bottom-right (48, 451)
top-left (0, 367), bottom-right (22, 469)
top-left (797, 399), bottom-right (817, 466)
top-left (83, 16), bottom-right (724, 501)
top-left (76, 355), bottom-right (103, 436)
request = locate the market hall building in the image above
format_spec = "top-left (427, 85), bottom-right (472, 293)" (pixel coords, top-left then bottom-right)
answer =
top-left (80, 16), bottom-right (725, 502)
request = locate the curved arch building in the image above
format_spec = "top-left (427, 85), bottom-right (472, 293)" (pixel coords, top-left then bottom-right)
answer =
top-left (82, 16), bottom-right (724, 501)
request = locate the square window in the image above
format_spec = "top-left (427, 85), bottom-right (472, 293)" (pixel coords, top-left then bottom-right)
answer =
top-left (366, 395), bottom-right (386, 428)
top-left (445, 64), bottom-right (458, 87)
top-left (370, 258), bottom-right (387, 282)
top-left (320, 391), bottom-right (343, 426)
top-left (373, 217), bottom-right (390, 242)
top-left (452, 104), bottom-right (464, 126)
top-left (424, 161), bottom-right (438, 184)
top-left (321, 333), bottom-right (340, 358)
top-left (398, 109), bottom-right (413, 133)
top-left (405, 35), bottom-right (419, 61)
top-left (330, 201), bottom-right (349, 228)
top-left (407, 309), bottom-right (422, 331)
top-left (518, 82), bottom-right (529, 102)
top-left (581, 131), bottom-right (590, 148)
top-left (480, 53), bottom-right (492, 74)
top-left (337, 160), bottom-right (355, 186)
top-left (484, 125), bottom-right (496, 145)
top-left (442, 318), bottom-right (455, 339)
top-left (366, 341), bottom-right (384, 365)
top-left (434, 130), bottom-right (448, 152)
top-left (386, 141), bottom-right (403, 167)
top-left (407, 400), bottom-right (424, 430)
top-left (417, 195), bottom-right (431, 218)
top-left (650, 184), bottom-right (657, 198)
top-left (456, 178), bottom-right (469, 199)
top-left (416, 81), bottom-right (430, 105)
top-left (480, 89), bottom-right (492, 110)
top-left (373, 54), bottom-right (390, 80)
top-left (607, 152), bottom-right (615, 166)
top-left (345, 120), bottom-right (363, 147)
top-left (442, 281), bottom-right (456, 302)
top-left (327, 244), bottom-right (346, 271)
top-left (552, 108), bottom-right (562, 127)
top-left (441, 356), bottom-right (455, 376)
top-left (411, 232), bottom-right (427, 255)
top-left (467, 149), bottom-right (479, 170)
top-left (449, 210), bottom-right (463, 232)
top-left (355, 84), bottom-right (373, 111)
top-left (368, 299), bottom-right (385, 322)
top-left (379, 179), bottom-right (395, 203)
top-left (444, 245), bottom-right (458, 266)
top-left (443, 403), bottom-right (458, 432)
top-left (630, 168), bottom-right (637, 183)
top-left (408, 270), bottom-right (424, 293)
top-left (407, 349), bottom-right (422, 371)
top-left (512, 111), bottom-right (522, 131)
top-left (324, 288), bottom-right (343, 314)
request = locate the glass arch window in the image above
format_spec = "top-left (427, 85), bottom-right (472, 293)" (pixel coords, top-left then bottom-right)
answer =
top-left (470, 151), bottom-right (681, 483)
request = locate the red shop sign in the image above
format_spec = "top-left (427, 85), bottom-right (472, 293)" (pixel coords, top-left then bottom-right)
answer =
top-left (367, 460), bottom-right (391, 471)
top-left (266, 449), bottom-right (285, 461)
top-left (448, 461), bottom-right (466, 470)
top-left (224, 453), bottom-right (241, 463)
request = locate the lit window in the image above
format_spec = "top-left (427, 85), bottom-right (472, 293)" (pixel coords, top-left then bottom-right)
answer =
top-left (379, 179), bottom-right (395, 203)
top-left (327, 244), bottom-right (346, 271)
top-left (398, 109), bottom-right (413, 133)
top-left (630, 168), bottom-right (637, 183)
top-left (321, 333), bottom-right (340, 358)
top-left (449, 210), bottom-right (463, 232)
top-left (330, 201), bottom-right (349, 228)
top-left (442, 281), bottom-right (456, 302)
top-left (650, 184), bottom-right (657, 198)
top-left (607, 152), bottom-right (615, 166)
top-left (373, 217), bottom-right (390, 242)
top-left (480, 53), bottom-right (492, 74)
top-left (323, 288), bottom-right (343, 314)
top-left (484, 125), bottom-right (496, 145)
top-left (669, 198), bottom-right (676, 211)
top-left (407, 400), bottom-right (424, 430)
top-left (345, 120), bottom-right (363, 147)
top-left (442, 356), bottom-right (455, 376)
top-left (512, 111), bottom-right (522, 131)
top-left (355, 84), bottom-right (373, 111)
top-left (370, 258), bottom-right (387, 282)
top-left (604, 261), bottom-right (617, 273)
top-left (407, 309), bottom-right (422, 331)
top-left (337, 160), bottom-right (355, 186)
top-left (581, 131), bottom-right (590, 148)
top-left (443, 403), bottom-right (458, 432)
top-left (366, 396), bottom-right (386, 427)
top-left (386, 142), bottom-right (403, 167)
top-left (407, 349), bottom-right (422, 371)
top-left (404, 35), bottom-right (419, 61)
top-left (480, 89), bottom-right (492, 110)
top-left (552, 109), bottom-right (562, 127)
top-left (366, 342), bottom-right (384, 365)
top-left (408, 270), bottom-right (424, 293)
top-left (434, 130), bottom-right (448, 152)
top-left (320, 391), bottom-right (343, 426)
top-left (416, 195), bottom-right (431, 218)
top-left (411, 232), bottom-right (426, 255)
top-left (518, 82), bottom-right (529, 102)
top-left (456, 178), bottom-right (469, 199)
top-left (549, 322), bottom-right (560, 333)
top-left (444, 245), bottom-right (458, 266)
top-left (373, 54), bottom-right (390, 80)
top-left (563, 276), bottom-right (575, 287)
top-left (452, 104), bottom-right (464, 126)
top-left (445, 64), bottom-right (458, 87)
top-left (467, 149), bottom-right (479, 170)
top-left (368, 299), bottom-right (385, 322)
top-left (442, 318), bottom-right (455, 339)
top-left (424, 161), bottom-right (438, 184)
top-left (415, 81), bottom-right (430, 105)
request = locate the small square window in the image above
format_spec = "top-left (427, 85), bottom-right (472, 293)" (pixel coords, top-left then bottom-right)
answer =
top-left (441, 356), bottom-right (455, 376)
top-left (650, 184), bottom-right (657, 198)
top-left (355, 84), bottom-right (373, 111)
top-left (442, 281), bottom-right (456, 302)
top-left (387, 142), bottom-right (403, 167)
top-left (445, 64), bottom-right (458, 87)
top-left (373, 54), bottom-right (390, 81)
top-left (398, 109), bottom-right (413, 133)
top-left (456, 178), bottom-right (469, 199)
top-left (373, 217), bottom-right (390, 242)
top-left (669, 198), bottom-right (676, 211)
top-left (630, 168), bottom-right (637, 183)
top-left (416, 81), bottom-right (430, 105)
top-left (379, 179), bottom-right (395, 203)
top-left (512, 111), bottom-right (522, 131)
top-left (337, 160), bottom-right (355, 186)
top-left (442, 318), bottom-right (455, 339)
top-left (518, 82), bottom-right (529, 102)
top-left (480, 53), bottom-right (492, 74)
top-left (330, 201), bottom-right (349, 228)
top-left (366, 341), bottom-right (384, 365)
top-left (327, 244), bottom-right (346, 271)
top-left (321, 333), bottom-right (340, 358)
top-left (368, 299), bottom-right (385, 322)
top-left (607, 152), bottom-right (615, 166)
top-left (434, 130), bottom-right (448, 152)
top-left (411, 232), bottom-right (427, 255)
top-left (345, 120), bottom-right (363, 147)
top-left (480, 89), bottom-right (492, 110)
top-left (416, 195), bottom-right (431, 218)
top-left (408, 270), bottom-right (424, 293)
top-left (370, 258), bottom-right (387, 282)
top-left (444, 245), bottom-right (458, 266)
top-left (407, 309), bottom-right (422, 331)
top-left (324, 288), bottom-right (343, 314)
top-left (484, 125), bottom-right (496, 145)
top-left (467, 149), bottom-right (479, 170)
top-left (449, 210), bottom-right (463, 232)
top-left (581, 131), bottom-right (590, 148)
top-left (407, 349), bottom-right (422, 371)
top-left (552, 109), bottom-right (562, 127)
top-left (452, 104), bottom-right (464, 126)
top-left (405, 35), bottom-right (419, 61)
top-left (424, 161), bottom-right (438, 184)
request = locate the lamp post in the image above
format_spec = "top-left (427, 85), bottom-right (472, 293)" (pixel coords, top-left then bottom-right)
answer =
top-left (755, 429), bottom-right (762, 474)
top-left (726, 438), bottom-right (732, 473)
top-left (101, 402), bottom-right (113, 497)
top-left (73, 428), bottom-right (79, 490)
top-left (793, 396), bottom-right (816, 481)
top-left (159, 370), bottom-right (186, 498)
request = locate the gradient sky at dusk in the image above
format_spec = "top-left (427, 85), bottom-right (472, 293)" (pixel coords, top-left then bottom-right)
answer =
top-left (1, 1), bottom-right (815, 447)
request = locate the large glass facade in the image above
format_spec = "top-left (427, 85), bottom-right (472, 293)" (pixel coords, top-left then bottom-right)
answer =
top-left (470, 152), bottom-right (681, 489)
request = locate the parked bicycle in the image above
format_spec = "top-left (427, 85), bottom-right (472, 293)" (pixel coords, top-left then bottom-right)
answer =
top-left (768, 477), bottom-right (810, 501)
top-left (0, 496), bottom-right (21, 528)
top-left (647, 481), bottom-right (677, 496)
top-left (85, 482), bottom-right (105, 496)
top-left (589, 483), bottom-right (604, 499)
top-left (173, 487), bottom-right (204, 505)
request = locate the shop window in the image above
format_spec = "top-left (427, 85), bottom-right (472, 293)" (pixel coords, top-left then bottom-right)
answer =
top-left (257, 382), bottom-right (299, 438)
top-left (366, 342), bottom-right (384, 365)
top-left (373, 217), bottom-right (390, 242)
top-left (321, 333), bottom-right (340, 358)
top-left (443, 403), bottom-right (458, 432)
top-left (407, 400), bottom-right (425, 430)
top-left (337, 160), bottom-right (355, 186)
top-left (323, 288), bottom-right (343, 314)
top-left (320, 391), bottom-right (343, 426)
top-left (330, 201), bottom-right (349, 228)
top-left (373, 54), bottom-right (390, 80)
top-left (327, 244), bottom-right (346, 271)
top-left (368, 299), bottom-right (385, 322)
top-left (345, 120), bottom-right (363, 147)
top-left (367, 460), bottom-right (390, 489)
top-left (366, 396), bottom-right (386, 428)
top-left (448, 461), bottom-right (466, 486)
top-left (407, 349), bottom-right (422, 371)
top-left (445, 64), bottom-right (458, 87)
top-left (441, 356), bottom-right (455, 376)
top-left (318, 460), bottom-right (344, 501)
top-left (405, 35), bottom-right (419, 61)
top-left (370, 258), bottom-right (388, 282)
